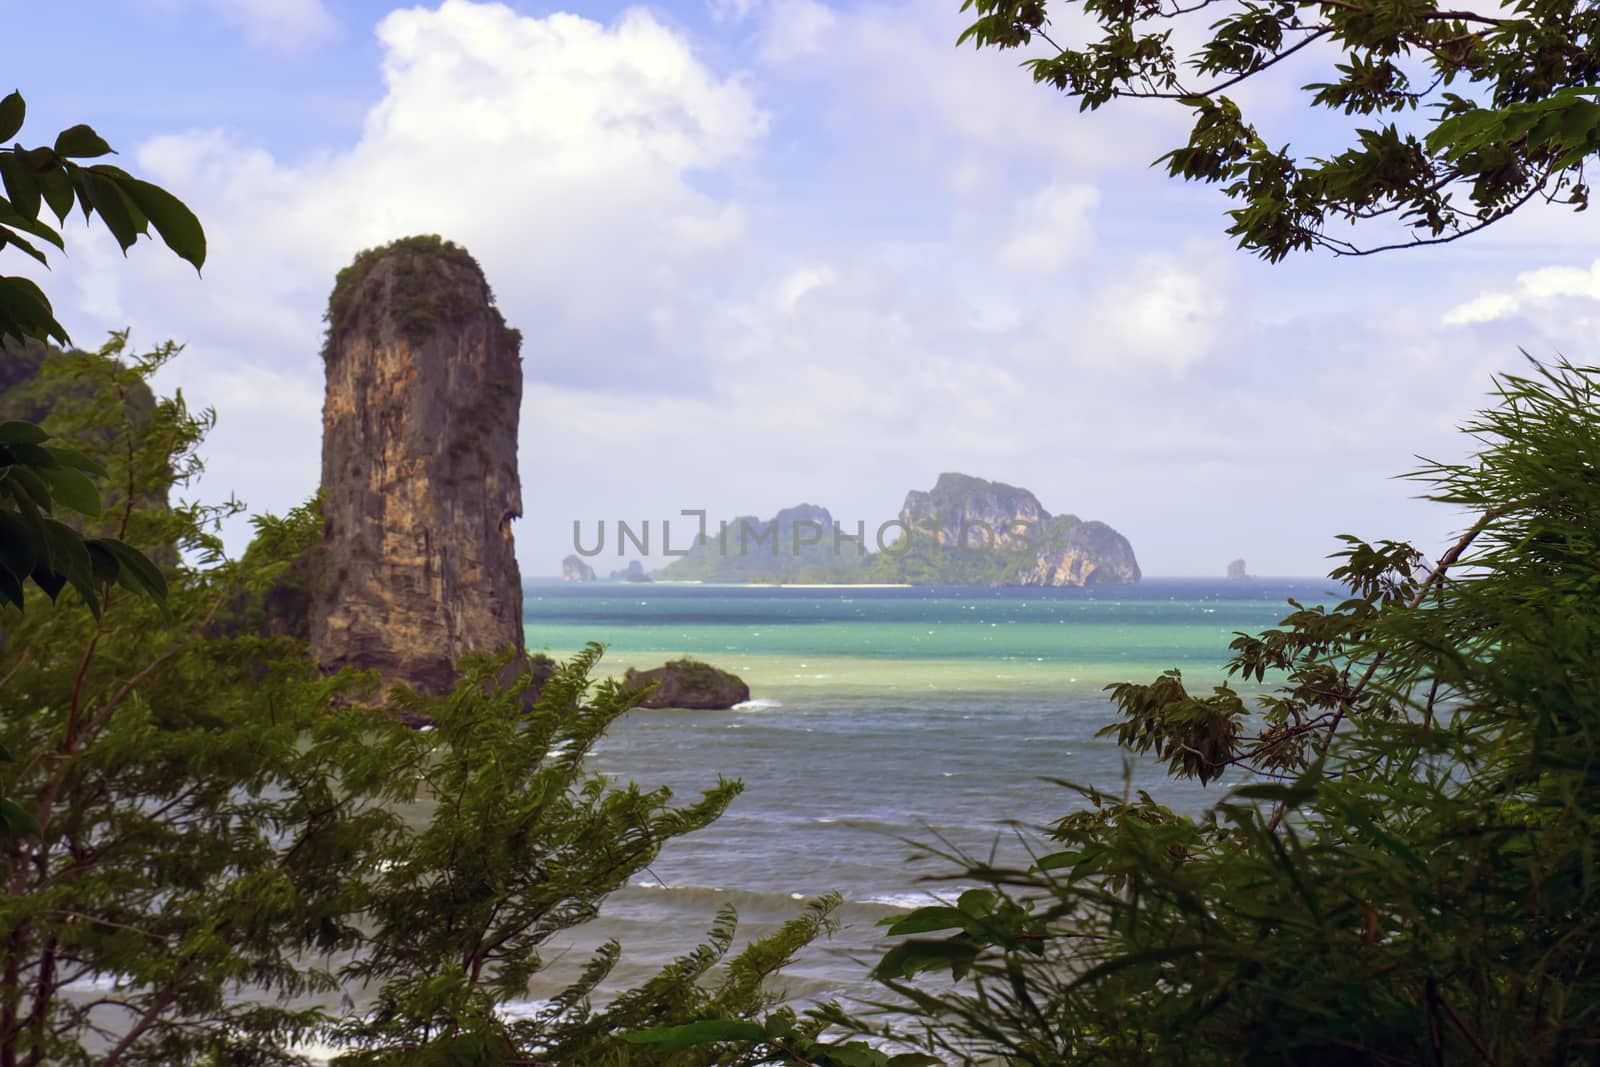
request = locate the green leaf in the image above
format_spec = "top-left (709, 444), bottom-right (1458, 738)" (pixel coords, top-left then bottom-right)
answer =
top-left (0, 420), bottom-right (48, 446)
top-left (29, 563), bottom-right (64, 602)
top-left (39, 517), bottom-right (94, 586)
top-left (36, 166), bottom-right (73, 224)
top-left (53, 124), bottom-right (114, 159)
top-left (0, 274), bottom-right (67, 345)
top-left (0, 225), bottom-right (48, 266)
top-left (0, 204), bottom-right (66, 250)
top-left (1231, 781), bottom-right (1318, 805)
top-left (957, 888), bottom-right (997, 917)
top-left (85, 540), bottom-right (119, 585)
top-left (5, 441), bottom-right (56, 468)
top-left (40, 464), bottom-right (100, 517)
top-left (6, 465), bottom-right (53, 512)
top-left (0, 563), bottom-right (22, 610)
top-left (881, 906), bottom-right (969, 936)
top-left (625, 1020), bottom-right (769, 1051)
top-left (0, 798), bottom-right (40, 841)
top-left (91, 537), bottom-right (168, 602)
top-left (37, 516), bottom-right (101, 616)
top-left (824, 1044), bottom-right (893, 1067)
top-left (41, 446), bottom-right (106, 477)
top-left (120, 178), bottom-right (206, 270)
top-left (0, 508), bottom-right (39, 579)
top-left (873, 939), bottom-right (981, 981)
top-left (0, 153), bottom-right (41, 220)
top-left (0, 91), bottom-right (23, 143)
top-left (75, 172), bottom-right (145, 254)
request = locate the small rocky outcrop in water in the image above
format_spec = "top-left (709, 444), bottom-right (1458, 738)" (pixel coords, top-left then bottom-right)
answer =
top-left (609, 560), bottom-right (651, 583)
top-left (1227, 558), bottom-right (1252, 580)
top-left (623, 659), bottom-right (750, 709)
top-left (312, 235), bottom-right (526, 695)
top-left (562, 555), bottom-right (597, 582)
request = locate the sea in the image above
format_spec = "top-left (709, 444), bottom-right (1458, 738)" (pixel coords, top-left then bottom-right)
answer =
top-left (516, 577), bottom-right (1337, 1008)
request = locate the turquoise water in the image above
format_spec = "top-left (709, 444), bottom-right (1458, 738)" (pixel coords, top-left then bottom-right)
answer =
top-left (520, 579), bottom-right (1334, 1003)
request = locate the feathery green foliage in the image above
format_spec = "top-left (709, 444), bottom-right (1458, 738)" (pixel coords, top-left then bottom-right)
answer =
top-left (645, 359), bottom-right (1600, 1063)
top-left (0, 354), bottom-right (832, 1065)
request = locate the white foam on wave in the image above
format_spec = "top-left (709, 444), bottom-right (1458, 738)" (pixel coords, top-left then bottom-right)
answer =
top-left (732, 698), bottom-right (783, 711)
top-left (859, 891), bottom-right (943, 910)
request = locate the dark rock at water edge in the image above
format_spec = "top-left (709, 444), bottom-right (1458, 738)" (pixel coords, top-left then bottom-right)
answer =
top-left (623, 659), bottom-right (750, 709)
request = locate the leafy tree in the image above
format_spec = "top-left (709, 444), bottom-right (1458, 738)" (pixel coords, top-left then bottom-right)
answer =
top-left (0, 348), bottom-right (832, 1066)
top-left (1, 89), bottom-right (202, 616)
top-left (640, 358), bottom-right (1600, 1063)
top-left (958, 0), bottom-right (1600, 258)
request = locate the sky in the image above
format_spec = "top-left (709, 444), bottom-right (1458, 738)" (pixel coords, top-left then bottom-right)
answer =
top-left (9, 0), bottom-right (1600, 577)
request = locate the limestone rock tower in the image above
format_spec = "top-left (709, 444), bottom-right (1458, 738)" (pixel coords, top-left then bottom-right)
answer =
top-left (312, 235), bottom-right (525, 694)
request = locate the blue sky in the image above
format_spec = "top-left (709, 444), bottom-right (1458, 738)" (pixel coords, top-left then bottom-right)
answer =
top-left (10, 0), bottom-right (1600, 576)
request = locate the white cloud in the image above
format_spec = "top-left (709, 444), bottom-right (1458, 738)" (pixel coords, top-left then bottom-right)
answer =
top-left (1091, 255), bottom-right (1222, 372)
top-left (758, 0), bottom-right (839, 64)
top-left (27, 0), bottom-right (1575, 579)
top-left (709, 0), bottom-right (762, 24)
top-left (155, 0), bottom-right (338, 49)
top-left (776, 265), bottom-right (838, 312)
top-left (995, 183), bottom-right (1099, 274)
top-left (1444, 259), bottom-right (1600, 325)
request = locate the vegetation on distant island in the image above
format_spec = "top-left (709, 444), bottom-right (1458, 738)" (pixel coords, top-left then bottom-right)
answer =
top-left (654, 482), bottom-right (1139, 587)
top-left (858, 534), bottom-right (1034, 586)
top-left (959, 0), bottom-right (1600, 258)
top-left (643, 360), bottom-right (1600, 1063)
top-left (322, 234), bottom-right (521, 361)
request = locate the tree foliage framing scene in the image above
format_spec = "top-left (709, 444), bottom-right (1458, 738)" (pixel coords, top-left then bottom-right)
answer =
top-left (4, 1), bottom-right (1600, 1064)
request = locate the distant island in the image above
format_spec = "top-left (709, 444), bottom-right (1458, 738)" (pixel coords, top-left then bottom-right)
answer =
top-left (637, 473), bottom-right (1140, 588)
top-left (1227, 558), bottom-right (1253, 580)
top-left (562, 554), bottom-right (597, 582)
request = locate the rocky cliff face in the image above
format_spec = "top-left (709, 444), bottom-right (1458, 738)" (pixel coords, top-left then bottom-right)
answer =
top-left (312, 236), bottom-right (525, 695)
top-left (888, 473), bottom-right (1140, 587)
top-left (1018, 517), bottom-right (1142, 587)
top-left (901, 473), bottom-right (1049, 549)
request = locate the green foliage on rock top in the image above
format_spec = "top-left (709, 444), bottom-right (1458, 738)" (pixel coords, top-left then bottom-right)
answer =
top-left (321, 234), bottom-right (522, 361)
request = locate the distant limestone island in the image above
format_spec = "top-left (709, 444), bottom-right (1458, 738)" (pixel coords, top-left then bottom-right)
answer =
top-left (569, 474), bottom-right (1141, 589)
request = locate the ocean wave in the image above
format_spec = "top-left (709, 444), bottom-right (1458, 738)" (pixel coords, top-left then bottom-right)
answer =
top-left (622, 880), bottom-right (919, 916)
top-left (860, 887), bottom-right (980, 910)
top-left (732, 698), bottom-right (784, 710)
